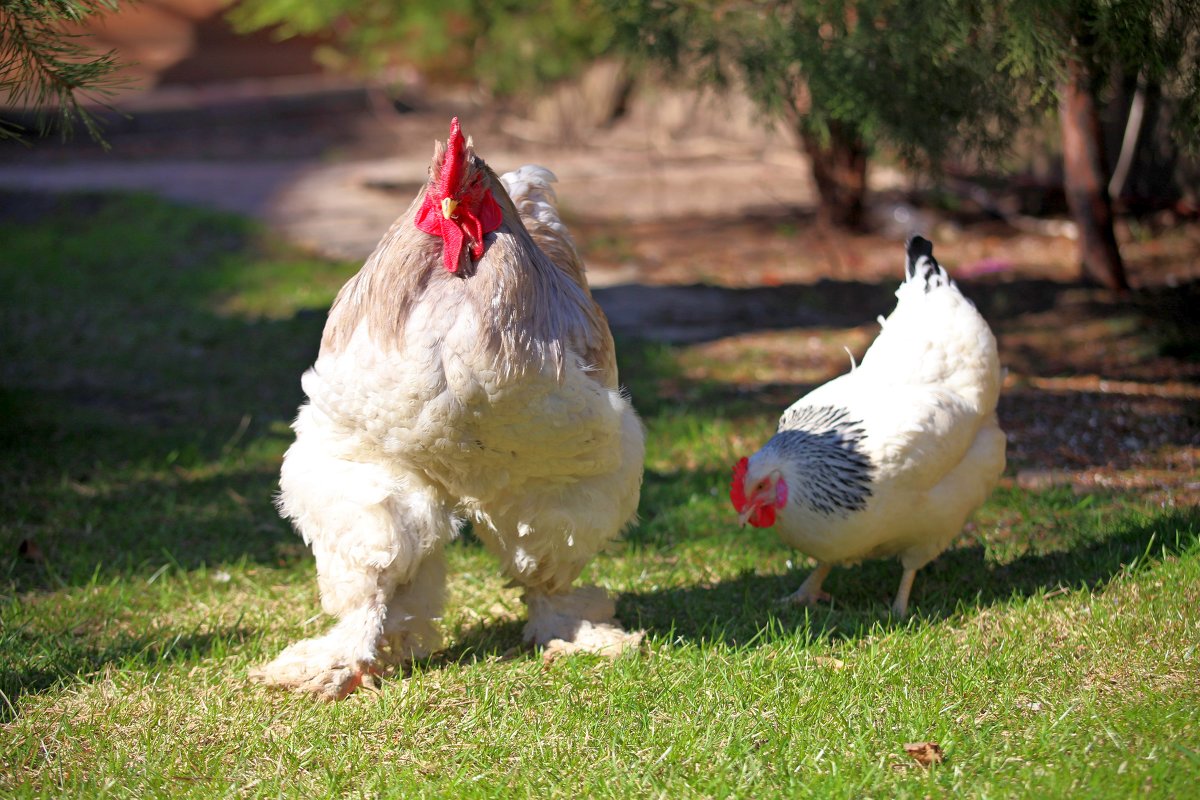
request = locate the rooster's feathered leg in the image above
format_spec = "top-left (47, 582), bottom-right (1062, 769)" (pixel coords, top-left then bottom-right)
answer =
top-left (250, 409), bottom-right (455, 699)
top-left (381, 546), bottom-right (447, 663)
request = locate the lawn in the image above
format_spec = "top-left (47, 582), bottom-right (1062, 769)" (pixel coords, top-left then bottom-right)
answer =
top-left (1, 192), bottom-right (1197, 798)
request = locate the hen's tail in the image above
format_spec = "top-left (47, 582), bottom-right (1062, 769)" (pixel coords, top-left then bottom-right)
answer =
top-left (904, 235), bottom-right (951, 293)
top-left (862, 234), bottom-right (1001, 412)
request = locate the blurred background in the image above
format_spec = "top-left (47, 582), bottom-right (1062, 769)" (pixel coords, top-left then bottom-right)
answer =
top-left (2, 0), bottom-right (1198, 291)
top-left (0, 1), bottom-right (1197, 506)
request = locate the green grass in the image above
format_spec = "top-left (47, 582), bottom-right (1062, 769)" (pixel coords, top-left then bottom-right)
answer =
top-left (2, 193), bottom-right (1198, 798)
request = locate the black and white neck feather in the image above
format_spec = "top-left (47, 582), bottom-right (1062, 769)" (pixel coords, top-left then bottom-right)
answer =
top-left (765, 405), bottom-right (874, 517)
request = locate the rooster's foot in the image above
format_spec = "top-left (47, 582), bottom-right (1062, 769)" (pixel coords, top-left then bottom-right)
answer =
top-left (249, 637), bottom-right (382, 701)
top-left (524, 585), bottom-right (645, 660)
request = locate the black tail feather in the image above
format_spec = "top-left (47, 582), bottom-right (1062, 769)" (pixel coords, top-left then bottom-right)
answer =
top-left (904, 234), bottom-right (947, 292)
top-left (905, 235), bottom-right (934, 277)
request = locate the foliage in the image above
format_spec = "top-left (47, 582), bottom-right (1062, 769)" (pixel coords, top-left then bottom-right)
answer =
top-left (0, 0), bottom-right (128, 144)
top-left (605, 0), bottom-right (1022, 165)
top-left (606, 0), bottom-right (1200, 156)
top-left (229, 0), bottom-right (616, 98)
top-left (994, 0), bottom-right (1200, 149)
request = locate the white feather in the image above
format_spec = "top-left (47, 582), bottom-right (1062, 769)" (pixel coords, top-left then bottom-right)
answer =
top-left (501, 165), bottom-right (572, 241)
top-left (743, 241), bottom-right (1006, 615)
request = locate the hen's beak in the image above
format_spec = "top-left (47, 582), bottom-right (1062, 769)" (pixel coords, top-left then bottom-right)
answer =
top-left (737, 506), bottom-right (754, 528)
top-left (441, 197), bottom-right (459, 219)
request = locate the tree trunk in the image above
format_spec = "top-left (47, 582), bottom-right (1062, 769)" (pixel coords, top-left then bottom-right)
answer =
top-left (800, 123), bottom-right (868, 230)
top-left (1060, 57), bottom-right (1130, 291)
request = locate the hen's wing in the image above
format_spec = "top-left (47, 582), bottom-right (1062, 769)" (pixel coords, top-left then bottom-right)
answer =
top-left (856, 384), bottom-right (989, 491)
top-left (793, 371), bottom-right (987, 491)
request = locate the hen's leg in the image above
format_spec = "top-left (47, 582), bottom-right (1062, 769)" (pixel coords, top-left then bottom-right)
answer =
top-left (248, 548), bottom-right (394, 700)
top-left (780, 562), bottom-right (833, 606)
top-left (252, 516), bottom-right (450, 699)
top-left (891, 567), bottom-right (918, 618)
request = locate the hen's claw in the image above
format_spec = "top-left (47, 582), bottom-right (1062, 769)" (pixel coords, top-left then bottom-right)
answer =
top-left (779, 562), bottom-right (834, 608)
top-left (779, 587), bottom-right (832, 606)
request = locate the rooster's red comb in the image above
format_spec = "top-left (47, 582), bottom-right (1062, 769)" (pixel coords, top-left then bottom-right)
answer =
top-left (730, 457), bottom-right (750, 512)
top-left (431, 117), bottom-right (467, 201)
top-left (415, 117), bottom-right (502, 273)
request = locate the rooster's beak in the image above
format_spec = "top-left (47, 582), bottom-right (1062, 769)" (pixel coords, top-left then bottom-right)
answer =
top-left (441, 197), bottom-right (459, 219)
top-left (737, 507), bottom-right (754, 528)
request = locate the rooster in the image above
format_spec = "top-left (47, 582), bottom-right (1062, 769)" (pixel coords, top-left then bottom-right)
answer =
top-left (251, 119), bottom-right (645, 699)
top-left (730, 236), bottom-right (1005, 616)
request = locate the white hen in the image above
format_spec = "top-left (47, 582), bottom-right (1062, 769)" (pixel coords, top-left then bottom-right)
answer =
top-left (250, 119), bottom-right (644, 699)
top-left (730, 236), bottom-right (1005, 616)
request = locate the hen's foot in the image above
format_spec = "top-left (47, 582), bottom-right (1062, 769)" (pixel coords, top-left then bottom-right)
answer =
top-left (524, 585), bottom-right (644, 659)
top-left (249, 637), bottom-right (381, 701)
top-left (779, 562), bottom-right (834, 607)
top-left (779, 586), bottom-right (832, 606)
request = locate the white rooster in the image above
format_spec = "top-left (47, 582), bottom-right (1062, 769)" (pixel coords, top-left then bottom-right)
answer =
top-left (730, 236), bottom-right (1005, 616)
top-left (251, 119), bottom-right (644, 699)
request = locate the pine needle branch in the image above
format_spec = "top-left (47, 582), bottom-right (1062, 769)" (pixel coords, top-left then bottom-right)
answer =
top-left (0, 1), bottom-right (130, 146)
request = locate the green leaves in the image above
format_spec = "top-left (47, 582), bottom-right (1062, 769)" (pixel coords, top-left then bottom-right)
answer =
top-left (607, 0), bottom-right (1023, 169)
top-left (229, 0), bottom-right (617, 98)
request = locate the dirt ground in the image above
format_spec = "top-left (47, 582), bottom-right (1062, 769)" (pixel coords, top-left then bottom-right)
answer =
top-left (2, 86), bottom-right (1197, 508)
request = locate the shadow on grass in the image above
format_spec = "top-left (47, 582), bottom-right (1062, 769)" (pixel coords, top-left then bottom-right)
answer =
top-left (2, 459), bottom-right (311, 595)
top-left (0, 625), bottom-right (253, 723)
top-left (406, 507), bottom-right (1200, 670)
top-left (617, 506), bottom-right (1200, 647)
top-left (435, 619), bottom-right (529, 668)
top-left (595, 275), bottom-right (1071, 346)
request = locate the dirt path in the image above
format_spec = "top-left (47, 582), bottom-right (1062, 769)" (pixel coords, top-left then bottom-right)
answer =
top-left (0, 90), bottom-right (818, 268)
top-left (3, 85), bottom-right (1196, 345)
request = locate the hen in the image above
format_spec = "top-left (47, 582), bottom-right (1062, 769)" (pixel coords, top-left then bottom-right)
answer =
top-left (730, 236), bottom-right (1005, 616)
top-left (251, 119), bottom-right (644, 699)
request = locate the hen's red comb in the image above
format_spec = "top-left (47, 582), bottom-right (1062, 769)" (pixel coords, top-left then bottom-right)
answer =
top-left (730, 457), bottom-right (749, 512)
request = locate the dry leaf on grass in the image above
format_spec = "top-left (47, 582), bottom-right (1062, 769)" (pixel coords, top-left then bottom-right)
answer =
top-left (902, 741), bottom-right (945, 767)
top-left (812, 656), bottom-right (846, 670)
